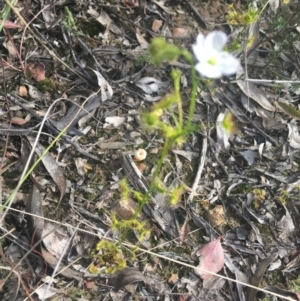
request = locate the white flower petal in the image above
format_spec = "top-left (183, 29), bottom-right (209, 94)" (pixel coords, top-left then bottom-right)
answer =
top-left (195, 33), bottom-right (205, 47)
top-left (192, 34), bottom-right (206, 62)
top-left (195, 62), bottom-right (222, 78)
top-left (193, 31), bottom-right (240, 78)
top-left (217, 53), bottom-right (240, 75)
top-left (205, 31), bottom-right (228, 52)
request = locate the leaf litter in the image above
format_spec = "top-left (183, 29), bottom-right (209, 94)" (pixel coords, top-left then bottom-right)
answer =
top-left (0, 1), bottom-right (300, 301)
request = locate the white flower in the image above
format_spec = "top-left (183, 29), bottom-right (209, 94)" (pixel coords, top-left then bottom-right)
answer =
top-left (192, 31), bottom-right (240, 78)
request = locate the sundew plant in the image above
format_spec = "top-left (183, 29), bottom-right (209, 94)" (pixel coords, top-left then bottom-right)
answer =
top-left (93, 31), bottom-right (240, 273)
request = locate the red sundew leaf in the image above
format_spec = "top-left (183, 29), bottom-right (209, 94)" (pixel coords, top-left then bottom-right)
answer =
top-left (0, 20), bottom-right (20, 29)
top-left (195, 236), bottom-right (224, 280)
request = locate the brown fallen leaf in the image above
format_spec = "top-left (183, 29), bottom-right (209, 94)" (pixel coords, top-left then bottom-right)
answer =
top-left (152, 19), bottom-right (163, 32)
top-left (206, 205), bottom-right (225, 227)
top-left (84, 280), bottom-right (95, 289)
top-left (168, 273), bottom-right (179, 284)
top-left (194, 236), bottom-right (225, 280)
top-left (11, 117), bottom-right (27, 125)
top-left (172, 27), bottom-right (189, 38)
top-left (19, 85), bottom-right (27, 96)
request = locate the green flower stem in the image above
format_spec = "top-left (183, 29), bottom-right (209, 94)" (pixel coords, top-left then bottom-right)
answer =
top-left (149, 137), bottom-right (174, 193)
top-left (172, 69), bottom-right (183, 127)
top-left (182, 51), bottom-right (200, 130)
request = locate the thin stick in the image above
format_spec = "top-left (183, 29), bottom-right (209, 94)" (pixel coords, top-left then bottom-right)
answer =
top-left (187, 136), bottom-right (207, 203)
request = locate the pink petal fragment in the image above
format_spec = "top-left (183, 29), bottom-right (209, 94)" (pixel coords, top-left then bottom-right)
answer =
top-left (195, 236), bottom-right (224, 280)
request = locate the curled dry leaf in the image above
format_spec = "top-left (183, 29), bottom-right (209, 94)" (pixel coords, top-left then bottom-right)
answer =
top-left (41, 247), bottom-right (83, 281)
top-left (27, 62), bottom-right (46, 82)
top-left (134, 148), bottom-right (147, 161)
top-left (93, 70), bottom-right (113, 101)
top-left (108, 267), bottom-right (146, 291)
top-left (194, 236), bottom-right (225, 280)
top-left (112, 198), bottom-right (139, 220)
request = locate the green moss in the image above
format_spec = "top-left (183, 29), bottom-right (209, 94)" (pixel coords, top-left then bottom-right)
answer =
top-left (252, 188), bottom-right (267, 209)
top-left (90, 240), bottom-right (127, 274)
top-left (291, 275), bottom-right (300, 292)
top-left (256, 224), bottom-right (273, 244)
top-left (77, 19), bottom-right (103, 37)
top-left (36, 78), bottom-right (56, 92)
top-left (278, 190), bottom-right (289, 205)
top-left (263, 268), bottom-right (285, 287)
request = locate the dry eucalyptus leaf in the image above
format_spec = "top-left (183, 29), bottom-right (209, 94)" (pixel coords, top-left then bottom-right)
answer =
top-left (93, 70), bottom-right (113, 101)
top-left (277, 204), bottom-right (295, 243)
top-left (98, 141), bottom-right (134, 149)
top-left (104, 116), bottom-right (125, 127)
top-left (26, 185), bottom-right (44, 246)
top-left (41, 247), bottom-right (83, 281)
top-left (87, 7), bottom-right (111, 26)
top-left (136, 29), bottom-right (149, 49)
top-left (135, 77), bottom-right (169, 95)
top-left (3, 40), bottom-right (18, 57)
top-left (35, 286), bottom-right (60, 300)
top-left (216, 111), bottom-right (230, 152)
top-left (108, 267), bottom-right (146, 291)
top-left (246, 253), bottom-right (278, 301)
top-left (27, 136), bottom-right (66, 202)
top-left (288, 122), bottom-right (300, 149)
top-left (236, 68), bottom-right (275, 112)
top-left (42, 222), bottom-right (70, 259)
top-left (172, 150), bottom-right (198, 161)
